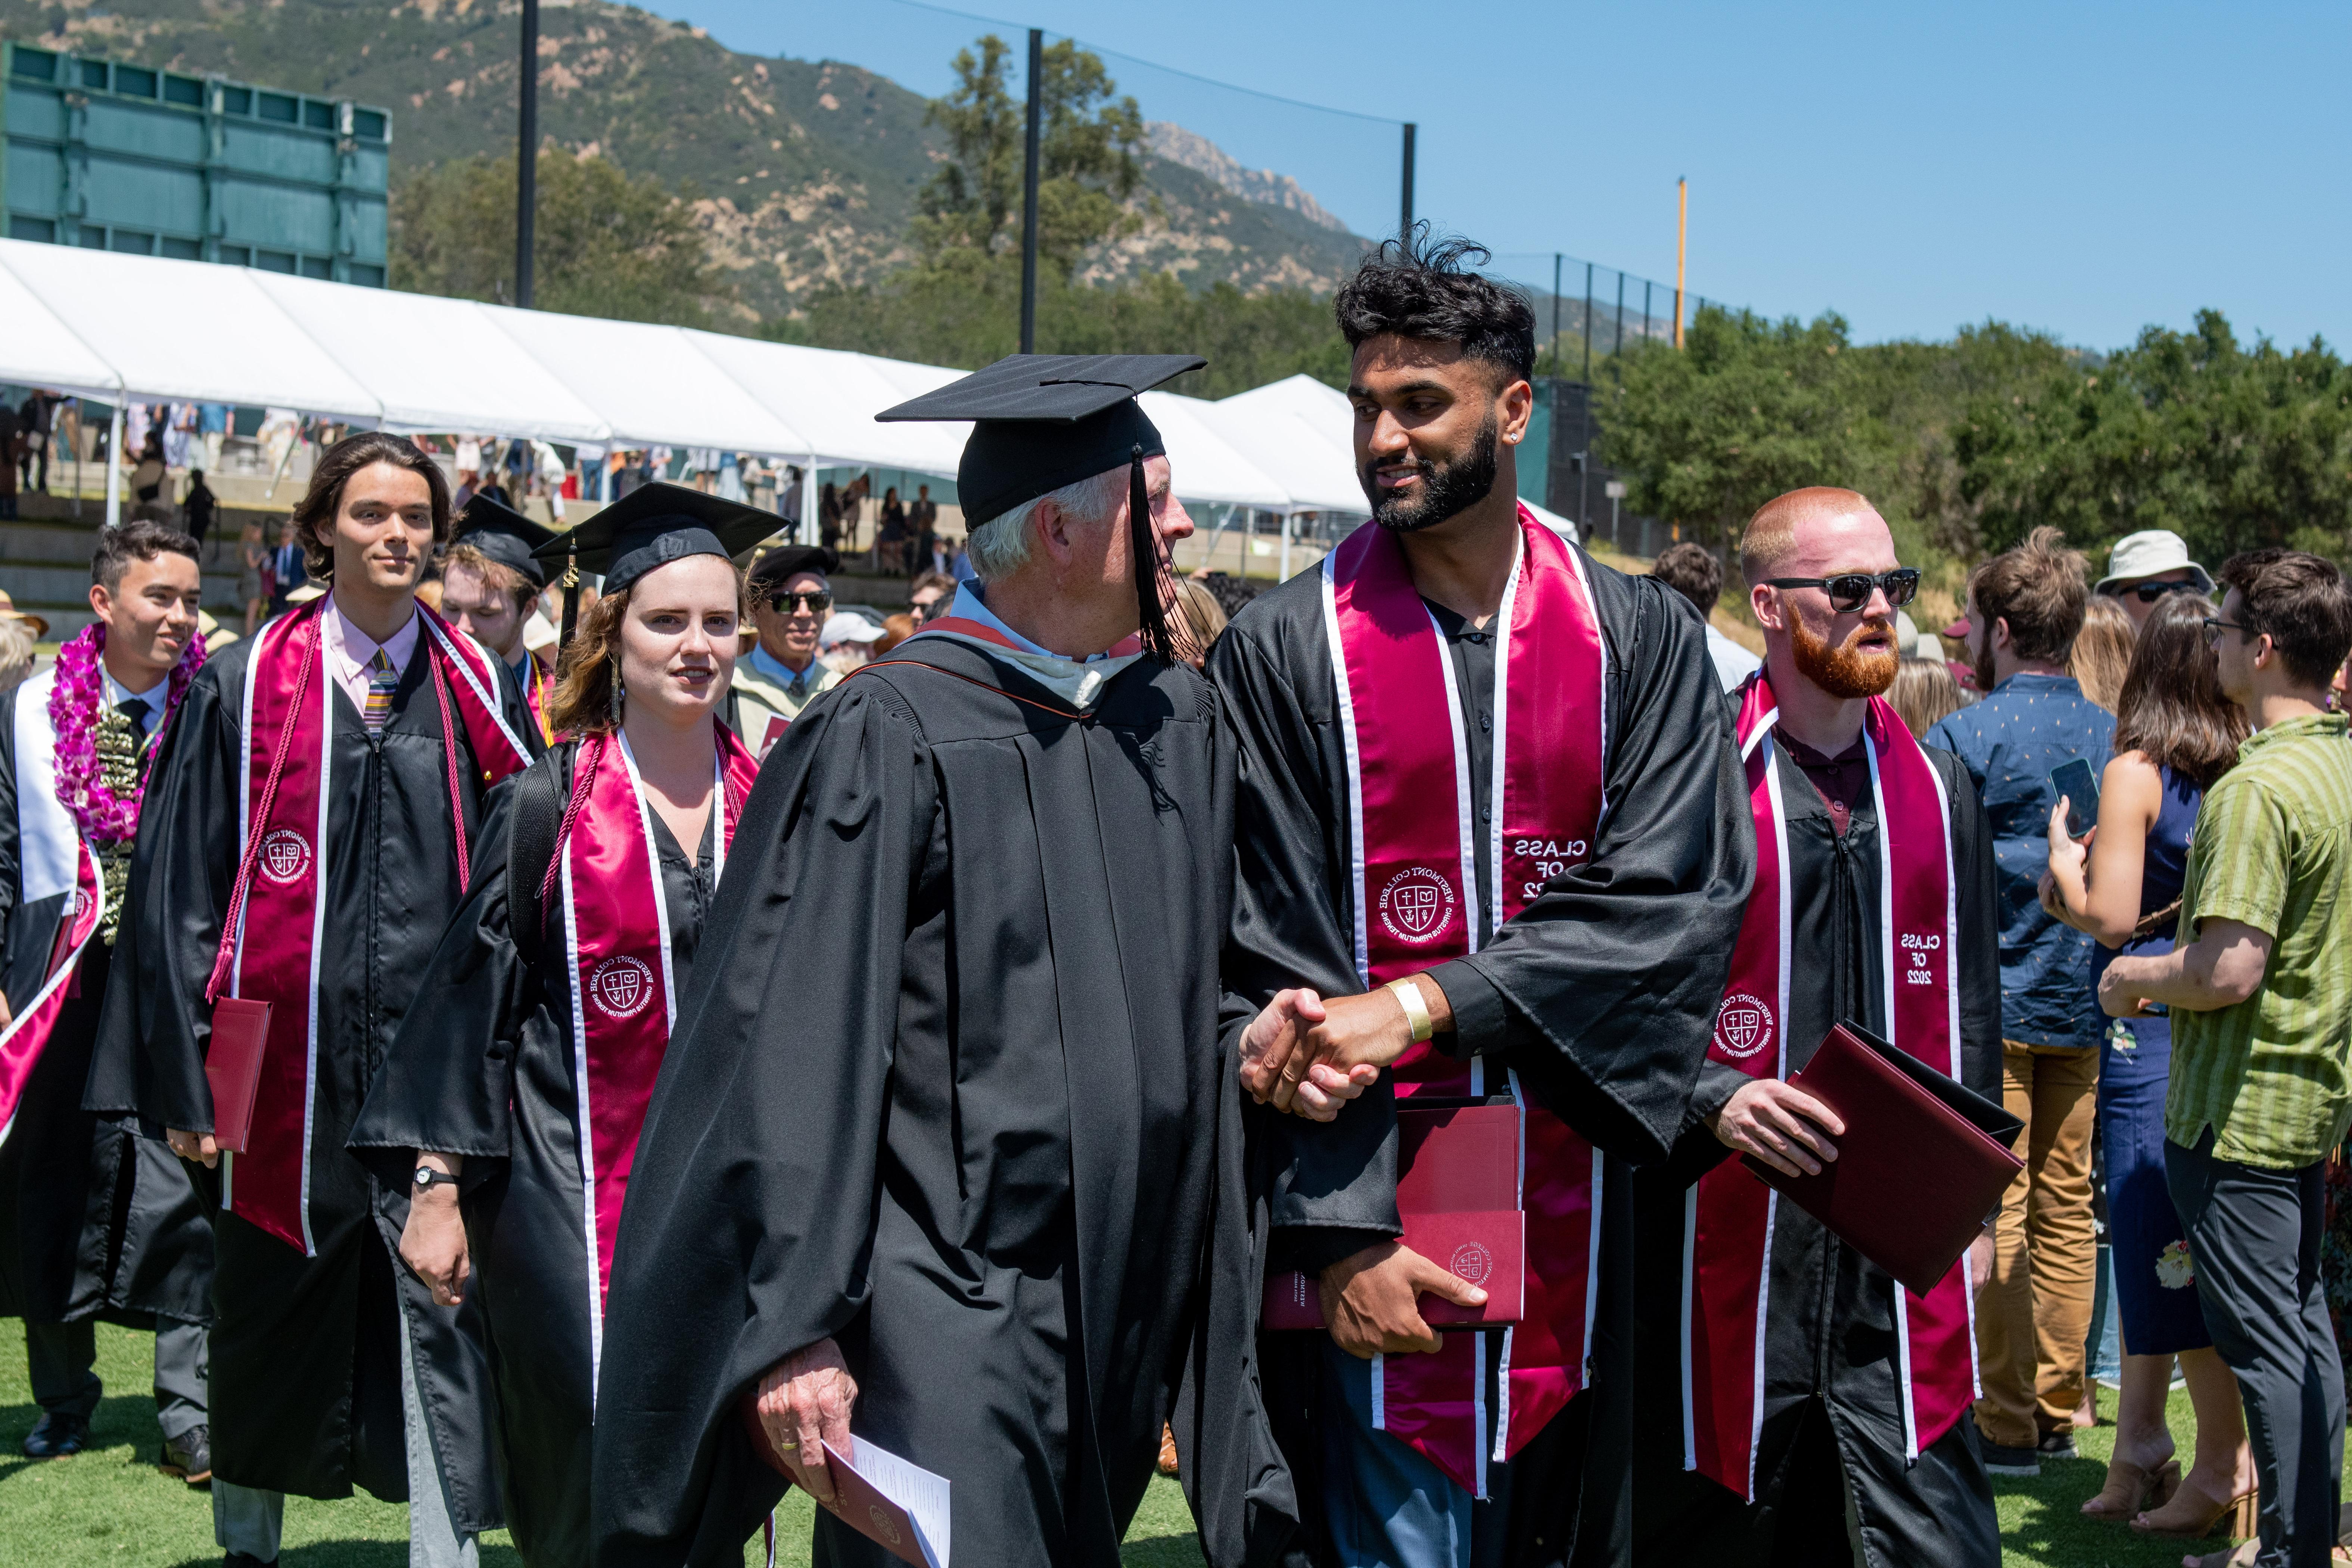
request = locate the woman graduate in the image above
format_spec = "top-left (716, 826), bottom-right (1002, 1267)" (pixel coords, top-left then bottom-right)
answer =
top-left (351, 485), bottom-right (774, 1566)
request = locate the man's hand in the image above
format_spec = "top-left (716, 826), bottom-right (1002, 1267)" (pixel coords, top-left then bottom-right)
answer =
top-left (400, 1155), bottom-right (470, 1307)
top-left (1319, 1241), bottom-right (1488, 1359)
top-left (753, 1337), bottom-right (858, 1508)
top-left (1246, 981), bottom-right (1451, 1116)
top-left (2097, 962), bottom-right (2156, 1020)
top-left (1238, 987), bottom-right (1379, 1120)
top-left (1968, 1231), bottom-right (1995, 1294)
top-left (1707, 1079), bottom-right (1845, 1179)
top-left (166, 1128), bottom-right (219, 1168)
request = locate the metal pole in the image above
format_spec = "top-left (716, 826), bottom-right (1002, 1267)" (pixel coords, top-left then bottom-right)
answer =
top-left (1582, 262), bottom-right (1593, 382)
top-left (1279, 510), bottom-right (1293, 581)
top-left (1674, 176), bottom-right (1688, 349)
top-left (1614, 273), bottom-right (1625, 358)
top-left (1399, 123), bottom-right (1415, 240)
top-left (1018, 28), bottom-right (1043, 355)
top-left (1643, 280), bottom-right (1653, 342)
top-left (516, 0), bottom-right (538, 309)
top-left (801, 458), bottom-right (819, 546)
top-left (104, 402), bottom-right (123, 528)
top-left (1549, 253), bottom-right (1561, 377)
top-left (71, 399), bottom-right (83, 517)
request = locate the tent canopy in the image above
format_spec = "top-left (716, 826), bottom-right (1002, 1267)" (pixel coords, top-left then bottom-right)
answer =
top-left (253, 274), bottom-right (609, 444)
top-left (0, 240), bottom-right (379, 418)
top-left (0, 240), bottom-right (1387, 521)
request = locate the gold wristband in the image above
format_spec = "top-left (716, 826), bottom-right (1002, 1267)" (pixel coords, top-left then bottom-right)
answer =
top-left (1386, 977), bottom-right (1435, 1044)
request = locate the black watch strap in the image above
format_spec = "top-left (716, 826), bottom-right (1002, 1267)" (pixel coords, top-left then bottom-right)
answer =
top-left (413, 1167), bottom-right (459, 1191)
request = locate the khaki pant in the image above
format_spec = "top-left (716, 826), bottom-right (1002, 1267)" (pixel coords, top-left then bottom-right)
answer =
top-left (1974, 1040), bottom-right (2100, 1449)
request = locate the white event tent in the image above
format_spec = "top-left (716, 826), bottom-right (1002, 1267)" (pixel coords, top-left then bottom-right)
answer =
top-left (0, 238), bottom-right (1379, 541)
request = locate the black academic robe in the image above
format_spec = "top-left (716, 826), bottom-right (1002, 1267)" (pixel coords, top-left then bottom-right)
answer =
top-left (85, 626), bottom-right (538, 1521)
top-left (1629, 739), bottom-right (2003, 1568)
top-left (1209, 555), bottom-right (1753, 1568)
top-left (590, 637), bottom-right (1293, 1568)
top-left (351, 740), bottom-right (716, 1568)
top-left (0, 679), bottom-right (211, 1332)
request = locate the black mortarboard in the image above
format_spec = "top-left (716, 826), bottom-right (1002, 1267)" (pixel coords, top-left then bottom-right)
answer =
top-left (532, 482), bottom-right (780, 597)
top-left (454, 491), bottom-right (559, 589)
top-left (874, 353), bottom-right (1207, 662)
top-left (747, 543), bottom-right (840, 587)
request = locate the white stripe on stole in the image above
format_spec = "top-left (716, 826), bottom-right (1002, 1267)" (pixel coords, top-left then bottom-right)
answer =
top-left (1921, 752), bottom-right (1982, 1399)
top-left (225, 631), bottom-right (262, 1215)
top-left (1863, 733), bottom-right (1921, 1461)
top-left (297, 637), bottom-right (329, 1259)
top-left (561, 787), bottom-right (602, 1402)
top-left (1318, 553), bottom-right (1372, 988)
top-left (422, 614), bottom-right (532, 765)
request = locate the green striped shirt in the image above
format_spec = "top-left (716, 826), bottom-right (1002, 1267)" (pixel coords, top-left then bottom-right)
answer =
top-left (2167, 713), bottom-right (2352, 1169)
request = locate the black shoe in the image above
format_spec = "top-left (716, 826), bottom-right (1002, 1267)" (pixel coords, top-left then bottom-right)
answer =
top-left (1981, 1439), bottom-right (2042, 1477)
top-left (2036, 1427), bottom-right (2080, 1462)
top-left (22, 1411), bottom-right (90, 1458)
top-left (161, 1424), bottom-right (212, 1485)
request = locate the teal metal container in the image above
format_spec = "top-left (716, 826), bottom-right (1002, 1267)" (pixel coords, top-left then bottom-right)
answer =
top-left (0, 41), bottom-right (390, 283)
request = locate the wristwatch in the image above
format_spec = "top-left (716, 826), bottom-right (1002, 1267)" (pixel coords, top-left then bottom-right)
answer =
top-left (413, 1167), bottom-right (460, 1193)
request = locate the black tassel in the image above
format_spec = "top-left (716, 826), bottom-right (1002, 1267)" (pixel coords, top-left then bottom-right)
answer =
top-left (559, 547), bottom-right (581, 651)
top-left (1129, 444), bottom-right (1183, 664)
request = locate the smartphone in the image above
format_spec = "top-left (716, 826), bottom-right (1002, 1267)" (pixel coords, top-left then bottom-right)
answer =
top-left (2048, 758), bottom-right (2101, 839)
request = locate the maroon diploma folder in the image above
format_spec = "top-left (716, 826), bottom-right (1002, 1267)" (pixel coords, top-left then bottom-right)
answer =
top-left (1262, 1102), bottom-right (1524, 1331)
top-left (1739, 1021), bottom-right (2024, 1296)
top-left (205, 998), bottom-right (272, 1154)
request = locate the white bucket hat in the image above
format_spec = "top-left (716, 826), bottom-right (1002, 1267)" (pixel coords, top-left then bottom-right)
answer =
top-left (2095, 530), bottom-right (2214, 596)
top-left (820, 610), bottom-right (887, 648)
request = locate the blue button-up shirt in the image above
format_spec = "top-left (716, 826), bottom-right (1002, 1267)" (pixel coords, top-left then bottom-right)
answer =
top-left (1926, 672), bottom-right (2117, 1049)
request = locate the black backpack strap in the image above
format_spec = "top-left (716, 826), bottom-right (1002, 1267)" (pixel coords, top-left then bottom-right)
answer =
top-left (505, 753), bottom-right (563, 970)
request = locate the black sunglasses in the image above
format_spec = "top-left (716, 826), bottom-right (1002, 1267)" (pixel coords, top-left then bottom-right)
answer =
top-left (1764, 568), bottom-right (1920, 615)
top-left (2111, 580), bottom-right (2199, 605)
top-left (767, 590), bottom-right (833, 614)
top-left (2202, 616), bottom-right (2253, 649)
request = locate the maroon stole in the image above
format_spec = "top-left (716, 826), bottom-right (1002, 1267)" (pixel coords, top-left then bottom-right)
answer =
top-left (208, 600), bottom-right (532, 1253)
top-left (1681, 673), bottom-right (1973, 1499)
top-left (558, 725), bottom-right (759, 1397)
top-left (1320, 506), bottom-right (1608, 1499)
top-left (0, 831), bottom-right (102, 1147)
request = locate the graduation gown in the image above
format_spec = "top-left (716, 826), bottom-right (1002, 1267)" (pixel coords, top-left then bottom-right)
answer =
top-left (1629, 737), bottom-right (2003, 1568)
top-left (591, 635), bottom-right (1293, 1568)
top-left (85, 626), bottom-right (536, 1519)
top-left (1208, 556), bottom-right (1753, 1568)
top-left (0, 675), bottom-right (210, 1331)
top-left (351, 741), bottom-right (717, 1567)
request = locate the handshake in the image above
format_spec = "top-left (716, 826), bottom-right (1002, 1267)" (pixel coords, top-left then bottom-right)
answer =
top-left (1237, 976), bottom-right (1448, 1121)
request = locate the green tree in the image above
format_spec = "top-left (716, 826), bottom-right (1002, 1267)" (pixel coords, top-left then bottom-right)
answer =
top-left (389, 148), bottom-right (737, 328)
top-left (1956, 310), bottom-right (2352, 564)
top-left (1602, 307), bottom-right (1867, 561)
top-left (917, 35), bottom-right (1146, 276)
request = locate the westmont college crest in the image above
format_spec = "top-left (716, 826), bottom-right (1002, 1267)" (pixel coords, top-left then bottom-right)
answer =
top-left (258, 829), bottom-right (312, 886)
top-left (1714, 993), bottom-right (1773, 1062)
top-left (1377, 865), bottom-right (1457, 946)
top-left (588, 955), bottom-right (657, 1021)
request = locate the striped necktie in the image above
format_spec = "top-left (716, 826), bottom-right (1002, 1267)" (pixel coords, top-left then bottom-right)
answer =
top-left (365, 647), bottom-right (399, 734)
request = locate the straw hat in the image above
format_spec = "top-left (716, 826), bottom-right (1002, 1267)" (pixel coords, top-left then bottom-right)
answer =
top-left (0, 589), bottom-right (52, 640)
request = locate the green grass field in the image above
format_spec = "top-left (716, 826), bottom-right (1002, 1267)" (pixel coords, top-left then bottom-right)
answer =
top-left (4, 1317), bottom-right (2329, 1566)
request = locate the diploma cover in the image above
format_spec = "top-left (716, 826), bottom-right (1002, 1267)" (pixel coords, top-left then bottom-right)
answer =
top-left (1261, 1103), bottom-right (1525, 1330)
top-left (1740, 1021), bottom-right (2022, 1296)
top-left (204, 997), bottom-right (272, 1154)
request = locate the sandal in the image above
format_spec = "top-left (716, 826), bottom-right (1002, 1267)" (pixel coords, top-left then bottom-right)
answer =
top-left (2083, 1456), bottom-right (2180, 1521)
top-left (2181, 1545), bottom-right (2259, 1568)
top-left (2132, 1471), bottom-right (2258, 1539)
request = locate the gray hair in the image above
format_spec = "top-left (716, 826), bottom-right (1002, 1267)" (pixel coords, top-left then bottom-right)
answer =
top-left (966, 468), bottom-right (1129, 582)
top-left (0, 620), bottom-right (35, 695)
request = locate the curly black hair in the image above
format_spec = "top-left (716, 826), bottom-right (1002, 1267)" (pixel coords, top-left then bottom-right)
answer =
top-left (1332, 223), bottom-right (1537, 385)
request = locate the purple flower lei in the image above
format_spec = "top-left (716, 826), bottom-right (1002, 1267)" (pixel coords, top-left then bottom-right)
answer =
top-left (50, 620), bottom-right (205, 842)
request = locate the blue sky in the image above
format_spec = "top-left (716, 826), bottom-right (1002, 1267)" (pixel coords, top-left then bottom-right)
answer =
top-left (668, 1), bottom-right (2349, 353)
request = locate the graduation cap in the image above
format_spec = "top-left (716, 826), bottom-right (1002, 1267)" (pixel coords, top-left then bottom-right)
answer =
top-left (747, 543), bottom-right (840, 588)
top-left (876, 353), bottom-right (1206, 662)
top-left (454, 490), bottom-right (559, 590)
top-left (533, 483), bottom-right (781, 644)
